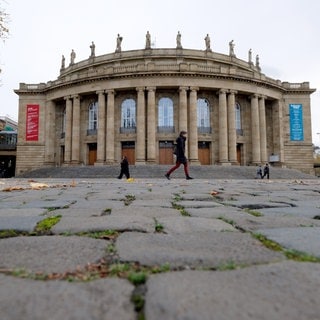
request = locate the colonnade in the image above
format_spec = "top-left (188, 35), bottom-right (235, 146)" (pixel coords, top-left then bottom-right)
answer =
top-left (44, 87), bottom-right (269, 166)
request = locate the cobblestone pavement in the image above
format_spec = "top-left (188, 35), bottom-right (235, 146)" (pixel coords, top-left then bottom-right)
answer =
top-left (0, 176), bottom-right (320, 320)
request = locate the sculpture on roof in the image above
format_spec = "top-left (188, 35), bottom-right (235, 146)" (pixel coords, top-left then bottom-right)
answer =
top-left (205, 34), bottom-right (211, 52)
top-left (115, 34), bottom-right (123, 53)
top-left (70, 49), bottom-right (76, 65)
top-left (176, 31), bottom-right (182, 49)
top-left (145, 31), bottom-right (151, 49)
top-left (90, 41), bottom-right (95, 57)
top-left (229, 40), bottom-right (235, 57)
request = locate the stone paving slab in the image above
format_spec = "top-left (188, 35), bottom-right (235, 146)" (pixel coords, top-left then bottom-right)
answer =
top-left (145, 261), bottom-right (320, 320)
top-left (178, 200), bottom-right (223, 208)
top-left (0, 208), bottom-right (46, 217)
top-left (0, 216), bottom-right (43, 232)
top-left (0, 275), bottom-right (135, 320)
top-left (157, 216), bottom-right (236, 234)
top-left (116, 231), bottom-right (285, 268)
top-left (257, 227), bottom-right (320, 257)
top-left (259, 205), bottom-right (320, 218)
top-left (0, 236), bottom-right (108, 273)
top-left (52, 215), bottom-right (155, 233)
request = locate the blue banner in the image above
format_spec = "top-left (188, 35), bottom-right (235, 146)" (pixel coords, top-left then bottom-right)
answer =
top-left (289, 104), bottom-right (304, 141)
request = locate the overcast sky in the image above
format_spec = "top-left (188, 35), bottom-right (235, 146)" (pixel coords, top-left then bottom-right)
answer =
top-left (1, 0), bottom-right (319, 144)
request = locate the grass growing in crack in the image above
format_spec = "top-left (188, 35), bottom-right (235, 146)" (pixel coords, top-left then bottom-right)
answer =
top-left (0, 230), bottom-right (22, 239)
top-left (172, 193), bottom-right (182, 201)
top-left (128, 272), bottom-right (147, 285)
top-left (123, 194), bottom-right (136, 206)
top-left (243, 208), bottom-right (263, 217)
top-left (34, 215), bottom-right (61, 234)
top-left (216, 261), bottom-right (239, 271)
top-left (153, 218), bottom-right (164, 233)
top-left (171, 202), bottom-right (190, 216)
top-left (78, 230), bottom-right (119, 240)
top-left (253, 233), bottom-right (320, 262)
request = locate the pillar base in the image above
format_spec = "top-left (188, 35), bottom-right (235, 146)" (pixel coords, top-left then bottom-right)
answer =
top-left (94, 161), bottom-right (105, 166)
top-left (219, 161), bottom-right (232, 166)
top-left (135, 160), bottom-right (146, 165)
top-left (189, 159), bottom-right (201, 165)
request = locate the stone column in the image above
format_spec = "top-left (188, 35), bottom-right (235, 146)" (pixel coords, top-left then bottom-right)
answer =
top-left (259, 96), bottom-right (268, 163)
top-left (218, 89), bottom-right (229, 164)
top-left (227, 90), bottom-right (237, 163)
top-left (71, 95), bottom-right (80, 164)
top-left (106, 90), bottom-right (115, 164)
top-left (189, 87), bottom-right (200, 164)
top-left (96, 90), bottom-right (106, 165)
top-left (251, 94), bottom-right (261, 164)
top-left (64, 96), bottom-right (73, 164)
top-left (136, 87), bottom-right (146, 164)
top-left (147, 87), bottom-right (156, 163)
top-left (44, 100), bottom-right (56, 165)
top-left (179, 87), bottom-right (188, 133)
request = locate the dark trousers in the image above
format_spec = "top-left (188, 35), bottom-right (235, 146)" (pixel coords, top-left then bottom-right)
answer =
top-left (118, 168), bottom-right (130, 179)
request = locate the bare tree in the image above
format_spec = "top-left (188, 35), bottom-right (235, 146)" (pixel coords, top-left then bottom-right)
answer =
top-left (0, 3), bottom-right (9, 41)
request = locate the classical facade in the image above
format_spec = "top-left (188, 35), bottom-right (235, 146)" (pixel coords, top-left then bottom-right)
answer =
top-left (14, 34), bottom-right (316, 175)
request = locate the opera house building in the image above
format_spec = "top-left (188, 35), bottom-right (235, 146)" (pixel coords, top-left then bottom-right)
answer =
top-left (14, 33), bottom-right (315, 175)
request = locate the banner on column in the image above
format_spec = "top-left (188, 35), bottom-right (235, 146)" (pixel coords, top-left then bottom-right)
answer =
top-left (289, 104), bottom-right (304, 141)
top-left (26, 104), bottom-right (39, 141)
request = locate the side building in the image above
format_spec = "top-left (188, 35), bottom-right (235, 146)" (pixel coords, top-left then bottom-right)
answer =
top-left (14, 40), bottom-right (316, 175)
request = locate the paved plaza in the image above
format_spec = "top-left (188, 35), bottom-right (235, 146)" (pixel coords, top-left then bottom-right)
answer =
top-left (0, 174), bottom-right (320, 320)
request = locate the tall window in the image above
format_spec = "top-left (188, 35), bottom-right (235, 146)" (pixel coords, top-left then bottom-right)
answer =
top-left (158, 97), bottom-right (174, 127)
top-left (235, 102), bottom-right (242, 130)
top-left (197, 98), bottom-right (211, 133)
top-left (62, 107), bottom-right (66, 133)
top-left (88, 101), bottom-right (98, 130)
top-left (121, 99), bottom-right (136, 129)
top-left (235, 102), bottom-right (243, 135)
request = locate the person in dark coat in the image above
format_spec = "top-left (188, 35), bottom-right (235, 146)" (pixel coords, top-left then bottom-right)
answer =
top-left (262, 163), bottom-right (270, 179)
top-left (117, 156), bottom-right (130, 179)
top-left (165, 131), bottom-right (193, 180)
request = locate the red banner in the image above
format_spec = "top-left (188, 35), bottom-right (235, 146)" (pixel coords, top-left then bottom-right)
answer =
top-left (26, 104), bottom-right (39, 141)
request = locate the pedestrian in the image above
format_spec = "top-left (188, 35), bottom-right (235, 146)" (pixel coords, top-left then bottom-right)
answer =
top-left (262, 163), bottom-right (270, 179)
top-left (256, 164), bottom-right (262, 179)
top-left (117, 156), bottom-right (130, 179)
top-left (165, 131), bottom-right (193, 180)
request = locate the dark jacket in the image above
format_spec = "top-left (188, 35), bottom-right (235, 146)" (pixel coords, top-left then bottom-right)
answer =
top-left (175, 135), bottom-right (187, 164)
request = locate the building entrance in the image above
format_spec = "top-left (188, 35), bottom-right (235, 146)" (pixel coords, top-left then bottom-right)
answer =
top-left (198, 142), bottom-right (210, 165)
top-left (159, 141), bottom-right (174, 164)
top-left (88, 143), bottom-right (97, 165)
top-left (121, 141), bottom-right (135, 165)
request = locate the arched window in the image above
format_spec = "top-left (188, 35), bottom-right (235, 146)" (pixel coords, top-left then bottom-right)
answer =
top-left (88, 101), bottom-right (98, 132)
top-left (158, 97), bottom-right (174, 132)
top-left (235, 102), bottom-right (242, 135)
top-left (197, 98), bottom-right (211, 133)
top-left (121, 99), bottom-right (136, 132)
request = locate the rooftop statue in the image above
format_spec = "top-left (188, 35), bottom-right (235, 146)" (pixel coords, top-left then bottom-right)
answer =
top-left (115, 34), bottom-right (123, 53)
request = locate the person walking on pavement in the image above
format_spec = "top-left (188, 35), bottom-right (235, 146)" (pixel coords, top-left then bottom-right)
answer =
top-left (117, 156), bottom-right (130, 179)
top-left (262, 163), bottom-right (270, 179)
top-left (165, 131), bottom-right (193, 180)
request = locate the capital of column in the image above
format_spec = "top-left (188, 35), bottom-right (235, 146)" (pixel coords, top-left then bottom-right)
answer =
top-left (96, 90), bottom-right (105, 95)
top-left (228, 90), bottom-right (238, 95)
top-left (136, 86), bottom-right (145, 92)
top-left (250, 93), bottom-right (259, 100)
top-left (179, 86), bottom-right (188, 92)
top-left (64, 95), bottom-right (71, 101)
top-left (218, 89), bottom-right (228, 95)
top-left (106, 89), bottom-right (115, 96)
top-left (190, 86), bottom-right (199, 92)
top-left (146, 86), bottom-right (156, 92)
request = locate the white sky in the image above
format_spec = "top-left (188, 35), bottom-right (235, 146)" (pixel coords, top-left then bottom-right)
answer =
top-left (1, 0), bottom-right (319, 144)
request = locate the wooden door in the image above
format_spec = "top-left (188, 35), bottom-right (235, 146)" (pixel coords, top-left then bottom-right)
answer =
top-left (121, 142), bottom-right (135, 165)
top-left (159, 141), bottom-right (174, 164)
top-left (88, 143), bottom-right (97, 165)
top-left (198, 142), bottom-right (210, 165)
top-left (237, 144), bottom-right (242, 165)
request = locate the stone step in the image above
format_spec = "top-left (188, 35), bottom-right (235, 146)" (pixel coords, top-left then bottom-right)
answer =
top-left (16, 165), bottom-right (317, 180)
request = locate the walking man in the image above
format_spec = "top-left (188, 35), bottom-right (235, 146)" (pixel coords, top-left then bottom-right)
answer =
top-left (117, 156), bottom-right (130, 179)
top-left (165, 131), bottom-right (193, 180)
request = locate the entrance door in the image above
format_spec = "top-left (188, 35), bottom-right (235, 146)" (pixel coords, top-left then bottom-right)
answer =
top-left (88, 143), bottom-right (97, 165)
top-left (159, 141), bottom-right (174, 164)
top-left (198, 142), bottom-right (210, 165)
top-left (121, 142), bottom-right (135, 165)
top-left (237, 144), bottom-right (242, 165)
